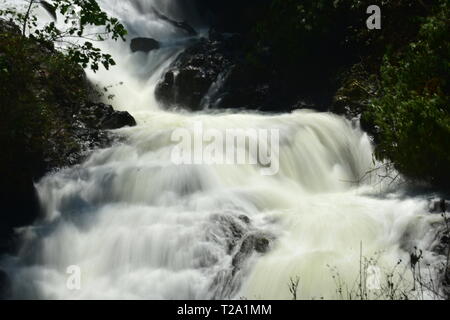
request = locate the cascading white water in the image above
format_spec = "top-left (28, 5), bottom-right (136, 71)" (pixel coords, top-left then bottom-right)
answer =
top-left (1, 0), bottom-right (444, 300)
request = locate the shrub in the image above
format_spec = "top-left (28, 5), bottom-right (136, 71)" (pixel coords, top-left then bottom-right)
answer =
top-left (365, 1), bottom-right (450, 188)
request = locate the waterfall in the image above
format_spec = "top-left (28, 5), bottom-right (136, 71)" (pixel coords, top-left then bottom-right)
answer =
top-left (0, 0), bottom-right (444, 300)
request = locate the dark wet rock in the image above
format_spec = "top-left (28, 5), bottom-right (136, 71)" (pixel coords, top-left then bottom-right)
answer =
top-left (208, 213), bottom-right (272, 299)
top-left (209, 214), bottom-right (246, 254)
top-left (238, 215), bottom-right (251, 224)
top-left (254, 237), bottom-right (270, 253)
top-left (232, 233), bottom-right (270, 271)
top-left (155, 37), bottom-right (236, 111)
top-left (101, 111), bottom-right (136, 130)
top-left (77, 102), bottom-right (136, 133)
top-left (155, 35), bottom-right (311, 113)
top-left (130, 37), bottom-right (160, 53)
top-left (44, 102), bottom-right (135, 170)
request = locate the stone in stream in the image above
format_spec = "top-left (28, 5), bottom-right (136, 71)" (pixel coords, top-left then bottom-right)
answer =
top-left (239, 215), bottom-right (251, 224)
top-left (79, 102), bottom-right (137, 130)
top-left (100, 111), bottom-right (137, 130)
top-left (232, 233), bottom-right (270, 272)
top-left (154, 36), bottom-right (237, 111)
top-left (130, 37), bottom-right (161, 53)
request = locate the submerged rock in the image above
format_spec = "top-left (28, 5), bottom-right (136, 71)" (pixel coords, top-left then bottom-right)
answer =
top-left (232, 233), bottom-right (270, 271)
top-left (210, 214), bottom-right (247, 254)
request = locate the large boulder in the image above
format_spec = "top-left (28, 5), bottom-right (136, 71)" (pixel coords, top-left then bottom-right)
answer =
top-left (79, 102), bottom-right (137, 130)
top-left (130, 37), bottom-right (160, 53)
top-left (101, 111), bottom-right (137, 130)
top-left (155, 34), bottom-right (313, 112)
top-left (155, 37), bottom-right (236, 111)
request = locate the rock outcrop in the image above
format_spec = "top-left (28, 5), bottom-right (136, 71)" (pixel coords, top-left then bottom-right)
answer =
top-left (130, 37), bottom-right (160, 53)
top-left (155, 36), bottom-right (236, 111)
top-left (155, 32), bottom-right (315, 113)
top-left (80, 102), bottom-right (137, 130)
top-left (232, 233), bottom-right (270, 271)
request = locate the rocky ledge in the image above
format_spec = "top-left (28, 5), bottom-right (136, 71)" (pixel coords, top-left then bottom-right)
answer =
top-left (155, 30), bottom-right (318, 113)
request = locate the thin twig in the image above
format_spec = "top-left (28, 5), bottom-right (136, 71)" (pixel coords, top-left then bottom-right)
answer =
top-left (22, 0), bottom-right (36, 36)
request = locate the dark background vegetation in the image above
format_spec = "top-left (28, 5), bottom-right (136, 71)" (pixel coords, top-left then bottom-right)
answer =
top-left (187, 0), bottom-right (449, 189)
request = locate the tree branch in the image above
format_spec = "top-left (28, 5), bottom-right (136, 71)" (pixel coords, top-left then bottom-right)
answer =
top-left (23, 0), bottom-right (36, 36)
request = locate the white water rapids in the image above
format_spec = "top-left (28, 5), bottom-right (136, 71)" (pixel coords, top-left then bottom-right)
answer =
top-left (0, 0), bottom-right (445, 299)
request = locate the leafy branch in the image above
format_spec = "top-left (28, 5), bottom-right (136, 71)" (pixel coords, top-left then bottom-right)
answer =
top-left (0, 0), bottom-right (127, 71)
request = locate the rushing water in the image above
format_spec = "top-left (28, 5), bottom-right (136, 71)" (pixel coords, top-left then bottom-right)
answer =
top-left (1, 0), bottom-right (444, 299)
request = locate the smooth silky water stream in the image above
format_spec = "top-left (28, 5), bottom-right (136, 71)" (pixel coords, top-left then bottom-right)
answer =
top-left (0, 0), bottom-right (443, 299)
